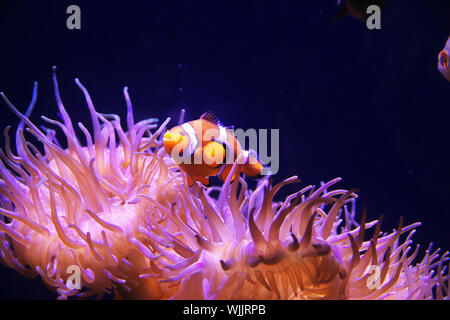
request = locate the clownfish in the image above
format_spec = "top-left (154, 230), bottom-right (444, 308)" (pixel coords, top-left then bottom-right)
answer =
top-left (438, 36), bottom-right (450, 82)
top-left (163, 112), bottom-right (269, 187)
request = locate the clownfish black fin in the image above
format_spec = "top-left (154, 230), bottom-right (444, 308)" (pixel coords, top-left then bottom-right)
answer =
top-left (200, 111), bottom-right (221, 125)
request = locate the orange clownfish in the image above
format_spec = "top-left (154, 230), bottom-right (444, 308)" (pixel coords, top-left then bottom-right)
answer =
top-left (163, 112), bottom-right (268, 187)
top-left (438, 36), bottom-right (450, 82)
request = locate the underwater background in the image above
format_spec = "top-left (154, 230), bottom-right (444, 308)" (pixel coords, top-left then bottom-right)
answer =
top-left (0, 0), bottom-right (449, 299)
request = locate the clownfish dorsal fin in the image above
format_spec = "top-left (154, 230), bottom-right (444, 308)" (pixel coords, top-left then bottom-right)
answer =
top-left (200, 111), bottom-right (221, 125)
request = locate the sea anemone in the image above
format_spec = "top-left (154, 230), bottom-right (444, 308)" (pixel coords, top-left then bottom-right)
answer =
top-left (0, 69), bottom-right (448, 300)
top-left (0, 67), bottom-right (179, 299)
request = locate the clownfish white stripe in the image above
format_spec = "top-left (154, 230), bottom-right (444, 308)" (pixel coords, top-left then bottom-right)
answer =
top-left (181, 122), bottom-right (198, 156)
top-left (242, 150), bottom-right (249, 163)
top-left (217, 125), bottom-right (228, 145)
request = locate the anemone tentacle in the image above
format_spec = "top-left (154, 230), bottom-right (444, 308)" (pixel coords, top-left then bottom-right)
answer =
top-left (0, 71), bottom-right (448, 300)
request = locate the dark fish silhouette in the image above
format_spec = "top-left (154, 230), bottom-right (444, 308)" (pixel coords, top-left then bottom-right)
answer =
top-left (332, 0), bottom-right (386, 24)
